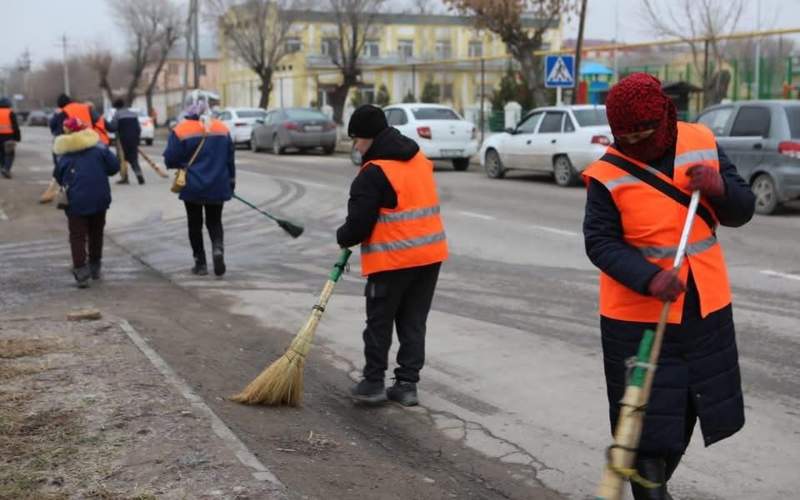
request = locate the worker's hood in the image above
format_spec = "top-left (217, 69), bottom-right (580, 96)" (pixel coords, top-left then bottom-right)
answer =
top-left (362, 127), bottom-right (420, 163)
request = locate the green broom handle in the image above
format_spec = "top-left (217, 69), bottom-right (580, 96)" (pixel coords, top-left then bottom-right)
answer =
top-left (329, 248), bottom-right (352, 282)
top-left (232, 193), bottom-right (279, 222)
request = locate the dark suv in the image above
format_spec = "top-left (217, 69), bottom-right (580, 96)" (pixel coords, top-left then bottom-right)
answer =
top-left (697, 100), bottom-right (800, 214)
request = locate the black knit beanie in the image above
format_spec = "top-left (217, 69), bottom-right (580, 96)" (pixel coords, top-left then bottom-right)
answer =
top-left (57, 93), bottom-right (71, 108)
top-left (348, 104), bottom-right (388, 139)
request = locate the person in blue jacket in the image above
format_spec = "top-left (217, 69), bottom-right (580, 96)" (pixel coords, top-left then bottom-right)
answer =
top-left (53, 117), bottom-right (120, 288)
top-left (163, 102), bottom-right (235, 276)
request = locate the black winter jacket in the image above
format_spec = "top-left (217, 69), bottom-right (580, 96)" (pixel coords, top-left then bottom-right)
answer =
top-left (336, 127), bottom-right (419, 248)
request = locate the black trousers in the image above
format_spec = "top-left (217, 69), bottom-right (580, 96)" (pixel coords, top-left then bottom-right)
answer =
top-left (0, 142), bottom-right (15, 171)
top-left (184, 201), bottom-right (223, 262)
top-left (362, 262), bottom-right (441, 383)
top-left (66, 211), bottom-right (106, 268)
top-left (121, 142), bottom-right (142, 176)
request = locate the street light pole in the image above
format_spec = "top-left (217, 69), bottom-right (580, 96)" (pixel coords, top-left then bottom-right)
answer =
top-left (754, 0), bottom-right (762, 98)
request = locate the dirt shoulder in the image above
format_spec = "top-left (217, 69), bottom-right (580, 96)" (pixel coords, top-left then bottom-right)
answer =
top-left (1, 147), bottom-right (562, 500)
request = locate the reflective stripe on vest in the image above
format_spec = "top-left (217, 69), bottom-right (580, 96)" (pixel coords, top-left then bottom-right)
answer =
top-left (0, 109), bottom-right (12, 135)
top-left (360, 151), bottom-right (448, 276)
top-left (581, 122), bottom-right (732, 324)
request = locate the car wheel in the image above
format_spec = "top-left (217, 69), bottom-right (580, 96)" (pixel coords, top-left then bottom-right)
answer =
top-left (452, 158), bottom-right (470, 171)
top-left (351, 146), bottom-right (362, 166)
top-left (484, 149), bottom-right (506, 179)
top-left (323, 144), bottom-right (336, 155)
top-left (251, 135), bottom-right (260, 152)
top-left (752, 173), bottom-right (780, 215)
top-left (145, 139), bottom-right (153, 146)
top-left (553, 155), bottom-right (579, 187)
top-left (243, 140), bottom-right (251, 150)
top-left (272, 135), bottom-right (284, 155)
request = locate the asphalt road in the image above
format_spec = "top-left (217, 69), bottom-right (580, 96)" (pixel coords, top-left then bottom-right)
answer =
top-left (8, 126), bottom-right (800, 499)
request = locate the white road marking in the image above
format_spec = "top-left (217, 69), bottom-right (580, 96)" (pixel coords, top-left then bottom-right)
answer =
top-left (458, 210), bottom-right (495, 220)
top-left (118, 320), bottom-right (286, 488)
top-left (0, 208), bottom-right (8, 221)
top-left (760, 270), bottom-right (800, 282)
top-left (526, 224), bottom-right (579, 237)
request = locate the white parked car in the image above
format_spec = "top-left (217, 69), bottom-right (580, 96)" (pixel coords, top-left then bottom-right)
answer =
top-left (215, 107), bottom-right (268, 149)
top-left (375, 103), bottom-right (478, 171)
top-left (479, 105), bottom-right (611, 186)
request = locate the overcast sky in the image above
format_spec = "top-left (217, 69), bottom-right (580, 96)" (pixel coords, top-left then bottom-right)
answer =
top-left (1, 0), bottom-right (797, 69)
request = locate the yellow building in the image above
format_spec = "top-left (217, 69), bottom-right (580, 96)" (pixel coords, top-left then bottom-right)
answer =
top-left (219, 11), bottom-right (563, 114)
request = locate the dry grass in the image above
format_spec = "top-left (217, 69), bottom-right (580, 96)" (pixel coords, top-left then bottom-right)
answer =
top-left (0, 338), bottom-right (57, 359)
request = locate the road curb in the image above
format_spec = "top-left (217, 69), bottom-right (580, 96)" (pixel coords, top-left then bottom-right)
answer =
top-left (118, 319), bottom-right (287, 494)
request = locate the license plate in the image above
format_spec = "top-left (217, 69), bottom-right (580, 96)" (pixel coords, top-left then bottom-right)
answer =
top-left (440, 149), bottom-right (463, 156)
top-left (304, 125), bottom-right (323, 132)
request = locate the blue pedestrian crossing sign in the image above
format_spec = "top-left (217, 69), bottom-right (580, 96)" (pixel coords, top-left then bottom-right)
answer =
top-left (545, 55), bottom-right (575, 88)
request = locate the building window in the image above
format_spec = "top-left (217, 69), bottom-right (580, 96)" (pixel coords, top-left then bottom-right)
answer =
top-left (362, 40), bottom-right (380, 59)
top-left (398, 40), bottom-right (413, 59)
top-left (435, 41), bottom-right (452, 60)
top-left (441, 83), bottom-right (454, 101)
top-left (198, 64), bottom-right (207, 77)
top-left (285, 37), bottom-right (302, 54)
top-left (168, 63), bottom-right (179, 75)
top-left (468, 41), bottom-right (483, 58)
top-left (322, 38), bottom-right (339, 59)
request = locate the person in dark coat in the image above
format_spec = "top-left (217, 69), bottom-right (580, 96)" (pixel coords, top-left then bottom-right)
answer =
top-left (0, 97), bottom-right (21, 178)
top-left (53, 118), bottom-right (120, 288)
top-left (163, 102), bottom-right (235, 277)
top-left (582, 73), bottom-right (755, 499)
top-left (107, 98), bottom-right (144, 185)
top-left (337, 105), bottom-right (448, 407)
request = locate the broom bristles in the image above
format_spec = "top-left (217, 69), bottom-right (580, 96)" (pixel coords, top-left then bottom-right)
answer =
top-left (231, 351), bottom-right (307, 406)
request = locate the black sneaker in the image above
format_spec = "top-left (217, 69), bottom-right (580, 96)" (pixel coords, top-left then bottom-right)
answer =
top-left (1, 168), bottom-right (11, 179)
top-left (136, 174), bottom-right (145, 185)
top-left (386, 381), bottom-right (418, 407)
top-left (116, 177), bottom-right (129, 185)
top-left (73, 265), bottom-right (91, 289)
top-left (350, 379), bottom-right (387, 405)
top-left (191, 261), bottom-right (208, 276)
top-left (212, 247), bottom-right (226, 276)
top-left (89, 261), bottom-right (102, 280)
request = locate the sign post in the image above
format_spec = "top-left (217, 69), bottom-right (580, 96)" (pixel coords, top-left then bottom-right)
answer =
top-left (545, 55), bottom-right (576, 106)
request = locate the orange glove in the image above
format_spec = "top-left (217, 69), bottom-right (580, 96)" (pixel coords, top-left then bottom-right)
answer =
top-left (686, 165), bottom-right (725, 198)
top-left (648, 269), bottom-right (686, 302)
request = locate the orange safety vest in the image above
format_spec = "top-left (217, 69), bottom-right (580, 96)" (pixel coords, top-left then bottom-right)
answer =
top-left (172, 118), bottom-right (230, 140)
top-left (62, 102), bottom-right (93, 126)
top-left (94, 117), bottom-right (110, 145)
top-left (582, 122), bottom-right (731, 324)
top-left (0, 108), bottom-right (12, 135)
top-left (360, 152), bottom-right (449, 276)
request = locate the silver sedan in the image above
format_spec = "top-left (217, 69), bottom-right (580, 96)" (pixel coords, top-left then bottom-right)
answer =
top-left (251, 108), bottom-right (338, 155)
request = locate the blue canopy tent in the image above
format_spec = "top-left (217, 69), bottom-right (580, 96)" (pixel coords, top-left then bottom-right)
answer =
top-left (581, 62), bottom-right (614, 104)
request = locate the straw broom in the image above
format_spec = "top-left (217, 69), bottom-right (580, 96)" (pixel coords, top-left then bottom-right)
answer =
top-left (138, 148), bottom-right (169, 178)
top-left (232, 248), bottom-right (352, 406)
top-left (595, 191), bottom-right (701, 500)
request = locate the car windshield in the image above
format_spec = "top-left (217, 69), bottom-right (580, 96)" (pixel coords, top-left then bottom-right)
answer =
top-left (411, 108), bottom-right (460, 120)
top-left (785, 107), bottom-right (800, 138)
top-left (285, 109), bottom-right (328, 120)
top-left (237, 110), bottom-right (267, 119)
top-left (572, 108), bottom-right (608, 127)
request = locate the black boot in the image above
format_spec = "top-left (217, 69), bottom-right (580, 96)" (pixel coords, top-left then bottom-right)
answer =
top-left (0, 167), bottom-right (10, 179)
top-left (116, 176), bottom-right (129, 185)
top-left (137, 174), bottom-right (145, 185)
top-left (630, 457), bottom-right (672, 500)
top-left (386, 380), bottom-right (418, 406)
top-left (73, 265), bottom-right (91, 288)
top-left (212, 242), bottom-right (226, 276)
top-left (89, 260), bottom-right (102, 280)
top-left (350, 379), bottom-right (387, 405)
top-left (191, 255), bottom-right (208, 276)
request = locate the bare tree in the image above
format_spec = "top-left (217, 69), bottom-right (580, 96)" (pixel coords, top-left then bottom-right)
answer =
top-left (144, 1), bottom-right (183, 116)
top-left (445, 0), bottom-right (576, 107)
top-left (326, 0), bottom-right (386, 124)
top-left (641, 0), bottom-right (744, 106)
top-left (109, 0), bottom-right (173, 106)
top-left (209, 0), bottom-right (303, 109)
top-left (84, 49), bottom-right (115, 103)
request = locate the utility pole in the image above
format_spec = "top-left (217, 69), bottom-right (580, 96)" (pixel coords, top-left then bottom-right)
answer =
top-left (193, 0), bottom-right (201, 89)
top-left (612, 0), bottom-right (619, 82)
top-left (59, 34), bottom-right (71, 95)
top-left (573, 0), bottom-right (589, 104)
top-left (181, 0), bottom-right (193, 106)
